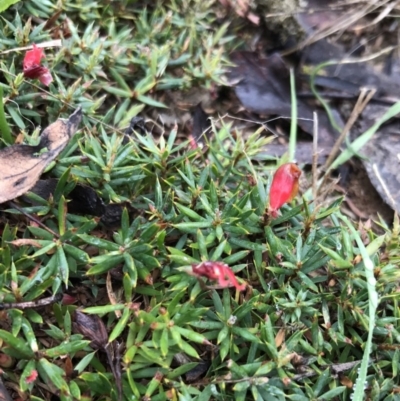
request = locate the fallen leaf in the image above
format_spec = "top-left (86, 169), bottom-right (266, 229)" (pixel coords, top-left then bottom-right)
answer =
top-left (0, 107), bottom-right (82, 204)
top-left (189, 103), bottom-right (211, 149)
top-left (74, 310), bottom-right (108, 349)
top-left (228, 51), bottom-right (339, 149)
top-left (124, 116), bottom-right (147, 137)
top-left (185, 360), bottom-right (210, 383)
top-left (275, 328), bottom-right (286, 348)
top-left (296, 0), bottom-right (350, 34)
top-left (362, 128), bottom-right (400, 214)
top-left (340, 375), bottom-right (353, 389)
top-left (301, 39), bottom-right (400, 100)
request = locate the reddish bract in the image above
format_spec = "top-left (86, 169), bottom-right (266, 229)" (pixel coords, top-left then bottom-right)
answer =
top-left (269, 163), bottom-right (301, 218)
top-left (23, 44), bottom-right (53, 86)
top-left (25, 369), bottom-right (38, 384)
top-left (62, 293), bottom-right (77, 305)
top-left (191, 261), bottom-right (246, 291)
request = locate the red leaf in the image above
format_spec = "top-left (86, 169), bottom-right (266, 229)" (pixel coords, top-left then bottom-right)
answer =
top-left (269, 163), bottom-right (301, 217)
top-left (192, 261), bottom-right (246, 291)
top-left (23, 44), bottom-right (53, 86)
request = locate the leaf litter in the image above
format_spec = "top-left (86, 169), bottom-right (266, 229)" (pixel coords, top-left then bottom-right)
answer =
top-left (226, 2), bottom-right (400, 217)
top-left (0, 1), bottom-right (400, 398)
top-left (0, 107), bottom-right (81, 204)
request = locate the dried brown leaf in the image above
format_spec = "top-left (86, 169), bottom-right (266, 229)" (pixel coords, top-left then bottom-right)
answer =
top-left (0, 107), bottom-right (82, 203)
top-left (74, 310), bottom-right (108, 349)
top-left (275, 328), bottom-right (286, 348)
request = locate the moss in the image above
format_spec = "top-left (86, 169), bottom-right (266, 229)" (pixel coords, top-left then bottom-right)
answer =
top-left (257, 0), bottom-right (306, 43)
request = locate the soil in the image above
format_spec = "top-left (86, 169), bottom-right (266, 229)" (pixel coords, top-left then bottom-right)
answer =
top-left (345, 162), bottom-right (394, 224)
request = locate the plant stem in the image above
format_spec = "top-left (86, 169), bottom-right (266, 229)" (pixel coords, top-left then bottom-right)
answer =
top-left (0, 85), bottom-right (12, 144)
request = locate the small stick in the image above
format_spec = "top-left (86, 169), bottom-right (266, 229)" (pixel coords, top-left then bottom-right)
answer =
top-left (103, 342), bottom-right (122, 401)
top-left (317, 87), bottom-right (375, 197)
top-left (280, 0), bottom-right (393, 56)
top-left (0, 40), bottom-right (62, 55)
top-left (0, 293), bottom-right (62, 310)
top-left (8, 201), bottom-right (60, 239)
top-left (113, 342), bottom-right (123, 401)
top-left (291, 359), bottom-right (365, 381)
top-left (312, 111), bottom-right (319, 200)
top-left (323, 87), bottom-right (376, 171)
top-left (371, 163), bottom-right (396, 209)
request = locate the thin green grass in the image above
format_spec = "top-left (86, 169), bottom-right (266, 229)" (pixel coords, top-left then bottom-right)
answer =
top-left (330, 100), bottom-right (400, 169)
top-left (339, 214), bottom-right (379, 401)
top-left (288, 68), bottom-right (297, 163)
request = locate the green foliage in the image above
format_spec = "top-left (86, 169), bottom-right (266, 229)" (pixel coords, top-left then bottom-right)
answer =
top-left (0, 0), bottom-right (20, 13)
top-left (0, 1), bottom-right (399, 401)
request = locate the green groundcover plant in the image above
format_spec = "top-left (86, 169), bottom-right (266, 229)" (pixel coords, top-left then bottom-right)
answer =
top-left (0, 2), bottom-right (399, 401)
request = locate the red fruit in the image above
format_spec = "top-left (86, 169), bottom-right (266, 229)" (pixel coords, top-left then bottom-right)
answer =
top-left (269, 163), bottom-right (301, 217)
top-left (23, 44), bottom-right (53, 86)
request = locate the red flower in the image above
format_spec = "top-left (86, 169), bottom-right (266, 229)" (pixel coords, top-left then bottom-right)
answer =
top-left (269, 163), bottom-right (301, 218)
top-left (25, 369), bottom-right (38, 384)
top-left (191, 261), bottom-right (246, 291)
top-left (23, 44), bottom-right (53, 86)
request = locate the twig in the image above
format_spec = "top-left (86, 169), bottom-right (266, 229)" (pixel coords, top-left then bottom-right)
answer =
top-left (104, 342), bottom-right (123, 401)
top-left (298, 91), bottom-right (398, 104)
top-left (317, 87), bottom-right (375, 197)
top-left (114, 342), bottom-right (123, 401)
top-left (345, 196), bottom-right (369, 220)
top-left (292, 360), bottom-right (363, 381)
top-left (312, 111), bottom-right (319, 200)
top-left (0, 40), bottom-right (62, 55)
top-left (0, 293), bottom-right (62, 310)
top-left (180, 359), bottom-right (365, 388)
top-left (323, 87), bottom-right (376, 171)
top-left (280, 0), bottom-right (392, 56)
top-left (356, 0), bottom-right (398, 28)
top-left (8, 201), bottom-right (60, 239)
top-left (372, 163), bottom-right (397, 209)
